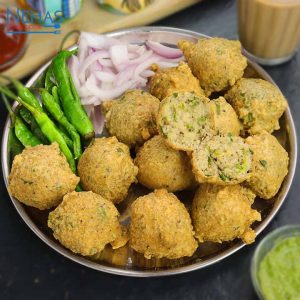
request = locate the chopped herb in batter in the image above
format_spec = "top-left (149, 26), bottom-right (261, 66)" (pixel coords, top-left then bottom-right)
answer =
top-left (197, 116), bottom-right (207, 125)
top-left (216, 103), bottom-right (221, 115)
top-left (259, 160), bottom-right (267, 168)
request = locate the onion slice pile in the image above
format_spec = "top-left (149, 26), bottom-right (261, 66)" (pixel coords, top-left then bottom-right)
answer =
top-left (68, 32), bottom-right (184, 134)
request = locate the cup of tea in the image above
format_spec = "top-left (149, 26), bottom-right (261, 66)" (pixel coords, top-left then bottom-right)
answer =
top-left (237, 0), bottom-right (300, 66)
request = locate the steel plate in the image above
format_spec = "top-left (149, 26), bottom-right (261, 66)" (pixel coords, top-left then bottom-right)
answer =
top-left (1, 27), bottom-right (297, 277)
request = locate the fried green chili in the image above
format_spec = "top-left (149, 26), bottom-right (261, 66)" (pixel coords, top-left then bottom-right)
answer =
top-left (18, 106), bottom-right (49, 144)
top-left (40, 88), bottom-right (82, 159)
top-left (45, 65), bottom-right (55, 93)
top-left (2, 82), bottom-right (73, 150)
top-left (5, 76), bottom-right (42, 111)
top-left (57, 127), bottom-right (73, 149)
top-left (0, 87), bottom-right (76, 173)
top-left (8, 127), bottom-right (24, 159)
top-left (51, 50), bottom-right (94, 140)
top-left (51, 86), bottom-right (60, 105)
top-left (1, 93), bottom-right (42, 147)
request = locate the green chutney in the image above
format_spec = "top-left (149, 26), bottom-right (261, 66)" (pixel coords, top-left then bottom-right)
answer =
top-left (258, 236), bottom-right (300, 300)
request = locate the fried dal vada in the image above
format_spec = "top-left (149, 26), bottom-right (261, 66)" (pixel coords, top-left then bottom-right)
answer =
top-left (130, 189), bottom-right (198, 259)
top-left (102, 90), bottom-right (160, 148)
top-left (225, 78), bottom-right (287, 135)
top-left (48, 191), bottom-right (127, 256)
top-left (134, 135), bottom-right (195, 192)
top-left (149, 62), bottom-right (204, 100)
top-left (245, 131), bottom-right (289, 199)
top-left (8, 143), bottom-right (79, 210)
top-left (78, 137), bottom-right (138, 204)
top-left (178, 38), bottom-right (247, 95)
top-left (192, 184), bottom-right (261, 244)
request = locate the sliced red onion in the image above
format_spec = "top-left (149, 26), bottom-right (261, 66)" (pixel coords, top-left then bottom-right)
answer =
top-left (155, 61), bottom-right (179, 69)
top-left (82, 96), bottom-right (98, 106)
top-left (109, 44), bottom-right (129, 67)
top-left (127, 50), bottom-right (153, 65)
top-left (79, 86), bottom-right (93, 98)
top-left (94, 71), bottom-right (116, 82)
top-left (78, 37), bottom-right (88, 63)
top-left (136, 45), bottom-right (147, 55)
top-left (101, 81), bottom-right (114, 90)
top-left (146, 40), bottom-right (182, 58)
top-left (99, 58), bottom-right (113, 67)
top-left (127, 44), bottom-right (142, 52)
top-left (133, 56), bottom-right (161, 77)
top-left (158, 56), bottom-right (185, 63)
top-left (78, 50), bottom-right (109, 82)
top-left (93, 105), bottom-right (105, 135)
top-left (80, 32), bottom-right (120, 49)
top-left (114, 65), bottom-right (135, 86)
top-left (140, 70), bottom-right (155, 77)
top-left (91, 80), bottom-right (138, 104)
top-left (68, 55), bottom-right (80, 91)
top-left (70, 33), bottom-right (187, 116)
top-left (102, 66), bottom-right (115, 74)
top-left (84, 104), bottom-right (94, 117)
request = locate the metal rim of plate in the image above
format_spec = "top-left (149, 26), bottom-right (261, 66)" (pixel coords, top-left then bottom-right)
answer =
top-left (1, 26), bottom-right (298, 277)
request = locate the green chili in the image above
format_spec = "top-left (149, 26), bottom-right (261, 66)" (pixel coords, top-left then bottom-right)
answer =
top-left (14, 117), bottom-right (42, 147)
top-left (18, 106), bottom-right (49, 144)
top-left (3, 75), bottom-right (42, 111)
top-left (51, 50), bottom-right (94, 140)
top-left (1, 93), bottom-right (42, 147)
top-left (57, 127), bottom-right (73, 150)
top-left (45, 65), bottom-right (55, 93)
top-left (51, 86), bottom-right (60, 105)
top-left (8, 128), bottom-right (24, 159)
top-left (40, 88), bottom-right (82, 159)
top-left (2, 83), bottom-right (73, 150)
top-left (0, 87), bottom-right (76, 173)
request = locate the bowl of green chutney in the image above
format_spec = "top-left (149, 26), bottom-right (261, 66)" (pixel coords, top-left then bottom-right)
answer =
top-left (251, 224), bottom-right (300, 300)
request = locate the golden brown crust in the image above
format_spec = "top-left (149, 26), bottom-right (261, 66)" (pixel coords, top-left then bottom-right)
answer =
top-left (149, 62), bottom-right (204, 100)
top-left (245, 131), bottom-right (289, 199)
top-left (192, 184), bottom-right (261, 244)
top-left (208, 97), bottom-right (241, 136)
top-left (103, 89), bottom-right (160, 148)
top-left (134, 135), bottom-right (196, 192)
top-left (48, 191), bottom-right (125, 256)
top-left (225, 78), bottom-right (287, 134)
top-left (78, 137), bottom-right (138, 204)
top-left (130, 189), bottom-right (198, 259)
top-left (178, 38), bottom-right (247, 95)
top-left (8, 143), bottom-right (79, 210)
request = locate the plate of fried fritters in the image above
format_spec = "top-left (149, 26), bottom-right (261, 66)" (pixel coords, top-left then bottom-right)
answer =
top-left (2, 27), bottom-right (297, 276)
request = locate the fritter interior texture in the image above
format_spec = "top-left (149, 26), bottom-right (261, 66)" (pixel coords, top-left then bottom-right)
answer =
top-left (48, 191), bottom-right (127, 256)
top-left (157, 91), bottom-right (215, 151)
top-left (130, 189), bottom-right (198, 259)
top-left (78, 137), bottom-right (138, 204)
top-left (209, 97), bottom-right (241, 136)
top-left (192, 184), bottom-right (261, 244)
top-left (149, 61), bottom-right (204, 100)
top-left (191, 134), bottom-right (252, 185)
top-left (225, 78), bottom-right (287, 135)
top-left (103, 89), bottom-right (160, 148)
top-left (246, 131), bottom-right (289, 199)
top-left (178, 38), bottom-right (247, 95)
top-left (8, 143), bottom-right (79, 210)
top-left (134, 135), bottom-right (195, 192)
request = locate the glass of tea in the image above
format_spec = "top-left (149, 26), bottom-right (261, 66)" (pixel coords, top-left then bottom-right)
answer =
top-left (237, 0), bottom-right (300, 66)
